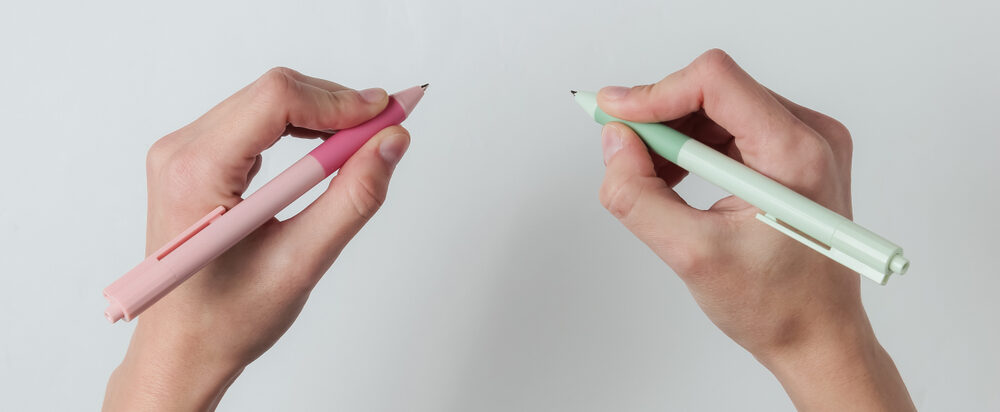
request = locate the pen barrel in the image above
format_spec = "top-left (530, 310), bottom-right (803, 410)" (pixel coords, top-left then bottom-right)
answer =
top-left (675, 139), bottom-right (904, 275)
top-left (105, 156), bottom-right (327, 321)
top-left (582, 94), bottom-right (906, 280)
top-left (160, 155), bottom-right (327, 283)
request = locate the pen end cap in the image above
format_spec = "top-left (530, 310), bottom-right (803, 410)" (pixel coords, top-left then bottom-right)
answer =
top-left (889, 255), bottom-right (910, 275)
top-left (105, 305), bottom-right (124, 323)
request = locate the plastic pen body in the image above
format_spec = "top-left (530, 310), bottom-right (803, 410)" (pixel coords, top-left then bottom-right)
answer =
top-left (103, 157), bottom-right (327, 322)
top-left (573, 91), bottom-right (908, 284)
top-left (104, 86), bottom-right (426, 322)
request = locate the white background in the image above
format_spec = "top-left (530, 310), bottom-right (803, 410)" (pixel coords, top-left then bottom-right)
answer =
top-left (1, 0), bottom-right (998, 410)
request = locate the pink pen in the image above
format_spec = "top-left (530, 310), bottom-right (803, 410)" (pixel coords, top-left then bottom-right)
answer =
top-left (103, 84), bottom-right (427, 323)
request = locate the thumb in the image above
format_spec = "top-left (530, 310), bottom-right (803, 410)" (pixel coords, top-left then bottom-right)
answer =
top-left (281, 125), bottom-right (410, 272)
top-left (599, 122), bottom-right (716, 272)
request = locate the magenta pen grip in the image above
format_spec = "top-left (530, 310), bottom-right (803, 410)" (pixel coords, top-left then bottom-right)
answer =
top-left (308, 97), bottom-right (406, 174)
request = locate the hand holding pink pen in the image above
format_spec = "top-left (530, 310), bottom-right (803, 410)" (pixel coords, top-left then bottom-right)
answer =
top-left (103, 68), bottom-right (424, 410)
top-left (104, 73), bottom-right (426, 323)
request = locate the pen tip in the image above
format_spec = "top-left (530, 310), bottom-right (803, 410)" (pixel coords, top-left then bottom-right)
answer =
top-left (421, 83), bottom-right (429, 90)
top-left (570, 90), bottom-right (577, 95)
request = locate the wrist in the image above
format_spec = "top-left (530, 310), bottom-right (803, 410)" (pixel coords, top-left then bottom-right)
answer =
top-left (103, 329), bottom-right (245, 411)
top-left (756, 316), bottom-right (915, 411)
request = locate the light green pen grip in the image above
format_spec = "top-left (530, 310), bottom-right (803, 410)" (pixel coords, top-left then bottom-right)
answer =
top-left (575, 91), bottom-right (909, 284)
top-left (594, 110), bottom-right (690, 162)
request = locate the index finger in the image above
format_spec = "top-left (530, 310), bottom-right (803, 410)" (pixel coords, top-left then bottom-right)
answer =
top-left (596, 49), bottom-right (828, 187)
top-left (196, 67), bottom-right (389, 167)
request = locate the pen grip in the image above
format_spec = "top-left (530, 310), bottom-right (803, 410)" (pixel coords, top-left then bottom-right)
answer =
top-left (309, 97), bottom-right (407, 175)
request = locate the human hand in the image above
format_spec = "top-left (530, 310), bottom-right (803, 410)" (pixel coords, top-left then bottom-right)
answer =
top-left (103, 68), bottom-right (410, 411)
top-left (595, 49), bottom-right (914, 410)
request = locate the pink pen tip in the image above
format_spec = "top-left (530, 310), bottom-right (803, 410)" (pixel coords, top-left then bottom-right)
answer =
top-left (392, 85), bottom-right (427, 117)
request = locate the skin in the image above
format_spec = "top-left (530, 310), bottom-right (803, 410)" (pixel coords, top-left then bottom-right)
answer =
top-left (595, 49), bottom-right (915, 411)
top-left (103, 67), bottom-right (411, 411)
top-left (104, 50), bottom-right (915, 411)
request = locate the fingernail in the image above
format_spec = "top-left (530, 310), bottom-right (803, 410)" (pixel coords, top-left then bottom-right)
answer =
top-left (601, 86), bottom-right (629, 100)
top-left (359, 88), bottom-right (387, 104)
top-left (379, 133), bottom-right (409, 165)
top-left (602, 125), bottom-right (623, 165)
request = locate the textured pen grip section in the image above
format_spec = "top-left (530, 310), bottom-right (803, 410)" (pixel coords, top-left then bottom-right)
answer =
top-left (309, 98), bottom-right (406, 175)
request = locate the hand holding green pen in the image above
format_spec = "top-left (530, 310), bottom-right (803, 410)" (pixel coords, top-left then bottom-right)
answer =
top-left (585, 49), bottom-right (915, 411)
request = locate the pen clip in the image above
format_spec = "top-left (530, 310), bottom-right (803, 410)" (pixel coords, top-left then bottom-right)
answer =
top-left (152, 205), bottom-right (227, 260)
top-left (754, 213), bottom-right (890, 285)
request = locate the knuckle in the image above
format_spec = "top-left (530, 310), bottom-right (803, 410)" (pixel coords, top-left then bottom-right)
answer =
top-left (145, 130), bottom-right (191, 177)
top-left (646, 224), bottom-right (714, 276)
top-left (764, 129), bottom-right (837, 193)
top-left (600, 175), bottom-right (647, 220)
top-left (838, 134), bottom-right (853, 163)
top-left (694, 48), bottom-right (738, 76)
top-left (145, 137), bottom-right (173, 171)
top-left (819, 115), bottom-right (851, 139)
top-left (151, 147), bottom-right (207, 203)
top-left (793, 108), bottom-right (854, 161)
top-left (254, 67), bottom-right (299, 101)
top-left (659, 220), bottom-right (720, 276)
top-left (159, 148), bottom-right (198, 182)
top-left (667, 243), bottom-right (707, 275)
top-left (817, 115), bottom-right (853, 158)
top-left (630, 83), bottom-right (655, 98)
top-left (347, 175), bottom-right (387, 220)
top-left (324, 88), bottom-right (348, 109)
top-left (795, 140), bottom-right (835, 188)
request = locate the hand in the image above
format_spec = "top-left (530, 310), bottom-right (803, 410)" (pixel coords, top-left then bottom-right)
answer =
top-left (103, 68), bottom-right (411, 411)
top-left (595, 49), bottom-right (914, 411)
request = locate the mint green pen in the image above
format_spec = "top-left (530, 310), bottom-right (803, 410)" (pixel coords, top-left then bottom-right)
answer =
top-left (572, 91), bottom-right (909, 285)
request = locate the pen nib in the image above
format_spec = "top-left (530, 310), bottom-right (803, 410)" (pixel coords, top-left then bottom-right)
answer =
top-left (570, 90), bottom-right (577, 95)
top-left (421, 83), bottom-right (429, 90)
